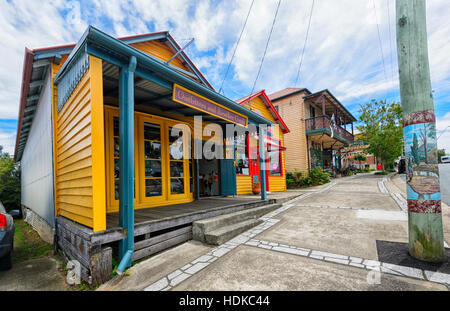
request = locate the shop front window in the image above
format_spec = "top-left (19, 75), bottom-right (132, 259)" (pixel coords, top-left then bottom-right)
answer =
top-left (169, 127), bottom-right (185, 195)
top-left (113, 117), bottom-right (137, 200)
top-left (235, 133), bottom-right (249, 175)
top-left (144, 122), bottom-right (162, 197)
top-left (268, 140), bottom-right (282, 176)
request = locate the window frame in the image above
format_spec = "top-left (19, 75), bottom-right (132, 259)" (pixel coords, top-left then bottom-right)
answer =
top-left (235, 132), bottom-right (250, 176)
top-left (267, 137), bottom-right (283, 177)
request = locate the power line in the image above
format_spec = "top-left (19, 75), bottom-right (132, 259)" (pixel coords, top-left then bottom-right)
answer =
top-left (372, 0), bottom-right (388, 84)
top-left (437, 126), bottom-right (450, 141)
top-left (386, 0), bottom-right (395, 82)
top-left (294, 0), bottom-right (315, 87)
top-left (219, 0), bottom-right (255, 94)
top-left (249, 0), bottom-right (282, 99)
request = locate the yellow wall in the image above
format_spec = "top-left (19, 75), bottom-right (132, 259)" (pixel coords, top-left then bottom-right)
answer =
top-left (131, 41), bottom-right (202, 83)
top-left (237, 96), bottom-right (287, 194)
top-left (53, 56), bottom-right (106, 232)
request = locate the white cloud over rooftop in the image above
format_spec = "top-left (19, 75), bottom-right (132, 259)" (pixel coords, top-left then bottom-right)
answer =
top-left (0, 0), bottom-right (449, 154)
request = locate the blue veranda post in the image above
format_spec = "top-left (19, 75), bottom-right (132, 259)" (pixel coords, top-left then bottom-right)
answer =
top-left (396, 0), bottom-right (445, 262)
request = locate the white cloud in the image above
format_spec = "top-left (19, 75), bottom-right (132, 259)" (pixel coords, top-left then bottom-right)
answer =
top-left (0, 128), bottom-right (16, 155)
top-left (436, 112), bottom-right (450, 153)
top-left (0, 0), bottom-right (449, 153)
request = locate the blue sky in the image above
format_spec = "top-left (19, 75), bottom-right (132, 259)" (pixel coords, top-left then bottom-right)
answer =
top-left (0, 0), bottom-right (449, 155)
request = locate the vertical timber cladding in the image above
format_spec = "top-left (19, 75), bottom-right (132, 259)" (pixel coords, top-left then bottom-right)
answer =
top-left (237, 96), bottom-right (286, 194)
top-left (54, 55), bottom-right (106, 232)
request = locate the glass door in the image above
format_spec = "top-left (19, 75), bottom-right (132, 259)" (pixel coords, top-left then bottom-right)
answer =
top-left (105, 108), bottom-right (138, 213)
top-left (140, 118), bottom-right (165, 204)
top-left (167, 124), bottom-right (190, 199)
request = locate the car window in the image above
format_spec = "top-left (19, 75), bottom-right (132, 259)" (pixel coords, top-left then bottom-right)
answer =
top-left (0, 202), bottom-right (5, 213)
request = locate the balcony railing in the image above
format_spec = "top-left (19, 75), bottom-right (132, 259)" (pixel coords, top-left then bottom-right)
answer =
top-left (305, 116), bottom-right (354, 143)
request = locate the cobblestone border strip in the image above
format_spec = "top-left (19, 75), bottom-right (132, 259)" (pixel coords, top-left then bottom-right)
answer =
top-left (293, 204), bottom-right (370, 210)
top-left (143, 182), bottom-right (339, 291)
top-left (244, 239), bottom-right (450, 287)
top-left (143, 220), bottom-right (281, 291)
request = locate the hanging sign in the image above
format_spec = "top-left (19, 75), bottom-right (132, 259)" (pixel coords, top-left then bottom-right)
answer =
top-left (173, 84), bottom-right (248, 127)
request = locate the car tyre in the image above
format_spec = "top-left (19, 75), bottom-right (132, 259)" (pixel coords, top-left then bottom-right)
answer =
top-left (0, 252), bottom-right (12, 271)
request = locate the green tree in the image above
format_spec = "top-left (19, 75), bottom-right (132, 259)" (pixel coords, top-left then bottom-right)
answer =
top-left (0, 146), bottom-right (20, 211)
top-left (354, 153), bottom-right (367, 169)
top-left (357, 99), bottom-right (403, 170)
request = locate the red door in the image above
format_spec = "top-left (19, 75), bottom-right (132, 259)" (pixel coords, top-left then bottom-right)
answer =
top-left (249, 134), bottom-right (269, 193)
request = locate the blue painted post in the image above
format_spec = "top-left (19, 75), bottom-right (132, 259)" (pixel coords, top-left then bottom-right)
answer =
top-left (259, 125), bottom-right (267, 200)
top-left (117, 56), bottom-right (137, 273)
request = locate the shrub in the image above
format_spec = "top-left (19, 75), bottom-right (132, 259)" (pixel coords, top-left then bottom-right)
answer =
top-left (308, 167), bottom-right (330, 185)
top-left (299, 176), bottom-right (312, 186)
top-left (286, 168), bottom-right (330, 188)
top-left (286, 172), bottom-right (296, 189)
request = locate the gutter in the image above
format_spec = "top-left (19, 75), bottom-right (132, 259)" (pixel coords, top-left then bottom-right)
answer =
top-left (14, 48), bottom-right (34, 161)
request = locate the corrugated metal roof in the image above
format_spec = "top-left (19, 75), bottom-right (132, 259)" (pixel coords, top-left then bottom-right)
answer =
top-left (267, 87), bottom-right (310, 101)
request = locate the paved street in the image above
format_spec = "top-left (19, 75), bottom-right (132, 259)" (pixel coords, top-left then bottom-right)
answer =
top-left (99, 173), bottom-right (450, 291)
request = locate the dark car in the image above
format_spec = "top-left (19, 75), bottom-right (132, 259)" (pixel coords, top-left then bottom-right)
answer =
top-left (0, 202), bottom-right (14, 270)
top-left (398, 158), bottom-right (406, 174)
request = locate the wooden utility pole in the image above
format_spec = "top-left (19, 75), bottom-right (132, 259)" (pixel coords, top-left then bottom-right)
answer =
top-left (396, 0), bottom-right (445, 262)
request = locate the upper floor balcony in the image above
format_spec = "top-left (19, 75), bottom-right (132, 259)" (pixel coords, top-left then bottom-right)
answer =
top-left (305, 115), bottom-right (354, 144)
top-left (303, 89), bottom-right (356, 145)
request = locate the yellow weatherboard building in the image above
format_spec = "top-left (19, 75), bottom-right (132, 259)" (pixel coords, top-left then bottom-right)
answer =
top-left (15, 26), bottom-right (288, 284)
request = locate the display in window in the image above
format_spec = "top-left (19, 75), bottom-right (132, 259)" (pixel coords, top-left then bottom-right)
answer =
top-left (145, 179), bottom-right (162, 197)
top-left (235, 133), bottom-right (249, 175)
top-left (144, 123), bottom-right (160, 141)
top-left (145, 160), bottom-right (162, 177)
top-left (114, 138), bottom-right (119, 157)
top-left (145, 141), bottom-right (161, 159)
top-left (170, 161), bottom-right (184, 177)
top-left (170, 178), bottom-right (184, 194)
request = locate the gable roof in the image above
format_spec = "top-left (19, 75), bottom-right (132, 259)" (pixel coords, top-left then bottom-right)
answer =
top-left (236, 90), bottom-right (290, 133)
top-left (268, 87), bottom-right (311, 102)
top-left (14, 30), bottom-right (213, 160)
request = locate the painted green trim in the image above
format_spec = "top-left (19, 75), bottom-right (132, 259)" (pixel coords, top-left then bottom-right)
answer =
top-left (306, 128), bottom-right (350, 145)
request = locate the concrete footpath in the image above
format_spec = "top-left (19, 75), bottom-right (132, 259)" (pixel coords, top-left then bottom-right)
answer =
top-left (99, 173), bottom-right (450, 291)
top-left (0, 258), bottom-right (69, 291)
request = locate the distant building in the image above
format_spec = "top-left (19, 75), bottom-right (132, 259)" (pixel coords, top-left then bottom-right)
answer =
top-left (341, 134), bottom-right (377, 170)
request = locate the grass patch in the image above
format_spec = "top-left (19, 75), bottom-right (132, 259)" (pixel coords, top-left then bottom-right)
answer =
top-left (12, 220), bottom-right (52, 264)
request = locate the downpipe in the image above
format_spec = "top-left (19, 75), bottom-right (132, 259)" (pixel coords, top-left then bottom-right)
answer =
top-left (117, 56), bottom-right (137, 275)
